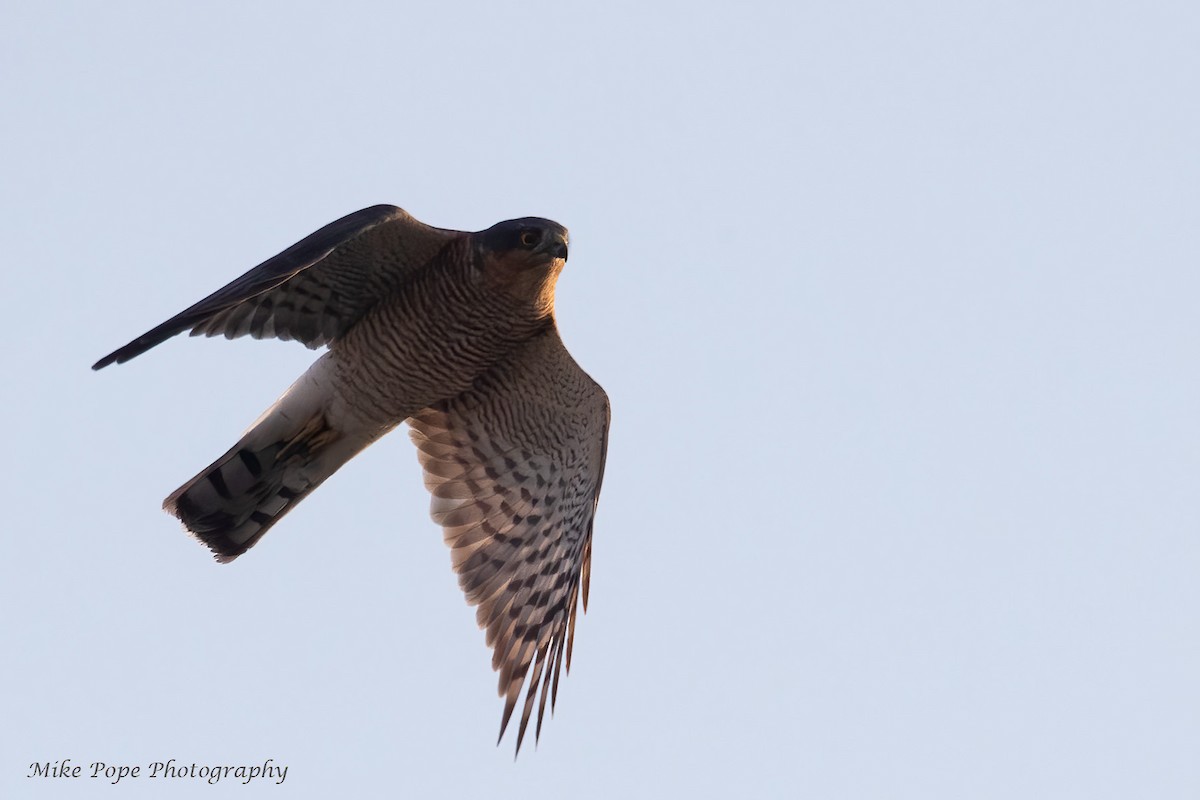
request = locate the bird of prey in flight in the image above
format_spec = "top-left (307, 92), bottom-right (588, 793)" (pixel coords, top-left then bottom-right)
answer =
top-left (93, 205), bottom-right (610, 753)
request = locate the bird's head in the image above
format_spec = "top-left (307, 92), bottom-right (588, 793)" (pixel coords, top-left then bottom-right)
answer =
top-left (474, 217), bottom-right (569, 316)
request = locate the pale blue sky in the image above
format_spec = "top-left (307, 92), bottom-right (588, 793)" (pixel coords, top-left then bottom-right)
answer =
top-left (3, 1), bottom-right (1198, 797)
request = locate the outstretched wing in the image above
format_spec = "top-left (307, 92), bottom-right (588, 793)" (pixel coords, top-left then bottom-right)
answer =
top-left (408, 328), bottom-right (609, 754)
top-left (93, 204), bottom-right (460, 369)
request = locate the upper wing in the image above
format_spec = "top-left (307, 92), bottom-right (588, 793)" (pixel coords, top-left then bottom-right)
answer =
top-left (408, 328), bottom-right (609, 754)
top-left (93, 205), bottom-right (461, 369)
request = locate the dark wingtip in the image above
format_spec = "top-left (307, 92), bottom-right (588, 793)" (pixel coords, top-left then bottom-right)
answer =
top-left (92, 352), bottom-right (119, 371)
top-left (92, 332), bottom-right (171, 371)
top-left (92, 339), bottom-right (149, 370)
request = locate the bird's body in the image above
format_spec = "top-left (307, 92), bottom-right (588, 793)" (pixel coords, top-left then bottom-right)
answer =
top-left (94, 205), bottom-right (609, 752)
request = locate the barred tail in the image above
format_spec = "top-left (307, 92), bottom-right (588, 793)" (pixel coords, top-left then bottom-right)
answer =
top-left (165, 408), bottom-right (367, 562)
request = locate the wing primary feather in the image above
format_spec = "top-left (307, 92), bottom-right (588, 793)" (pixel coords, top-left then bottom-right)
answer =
top-left (92, 205), bottom-right (409, 369)
top-left (515, 640), bottom-right (551, 754)
top-left (407, 327), bottom-right (609, 753)
top-left (549, 633), bottom-right (567, 711)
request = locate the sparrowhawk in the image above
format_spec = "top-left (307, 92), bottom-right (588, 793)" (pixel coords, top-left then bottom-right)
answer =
top-left (93, 205), bottom-right (610, 753)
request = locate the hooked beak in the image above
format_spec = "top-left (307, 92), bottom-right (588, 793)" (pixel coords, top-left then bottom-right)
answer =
top-left (539, 229), bottom-right (569, 261)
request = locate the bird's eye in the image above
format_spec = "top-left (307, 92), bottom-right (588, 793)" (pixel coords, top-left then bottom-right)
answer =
top-left (519, 230), bottom-right (541, 247)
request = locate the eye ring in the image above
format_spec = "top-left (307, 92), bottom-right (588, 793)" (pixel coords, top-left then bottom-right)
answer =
top-left (519, 229), bottom-right (541, 247)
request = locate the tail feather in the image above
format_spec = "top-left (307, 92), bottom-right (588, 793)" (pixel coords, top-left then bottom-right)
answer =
top-left (165, 411), bottom-right (363, 562)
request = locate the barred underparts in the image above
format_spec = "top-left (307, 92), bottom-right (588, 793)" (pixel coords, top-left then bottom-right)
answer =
top-left (93, 205), bottom-right (610, 754)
